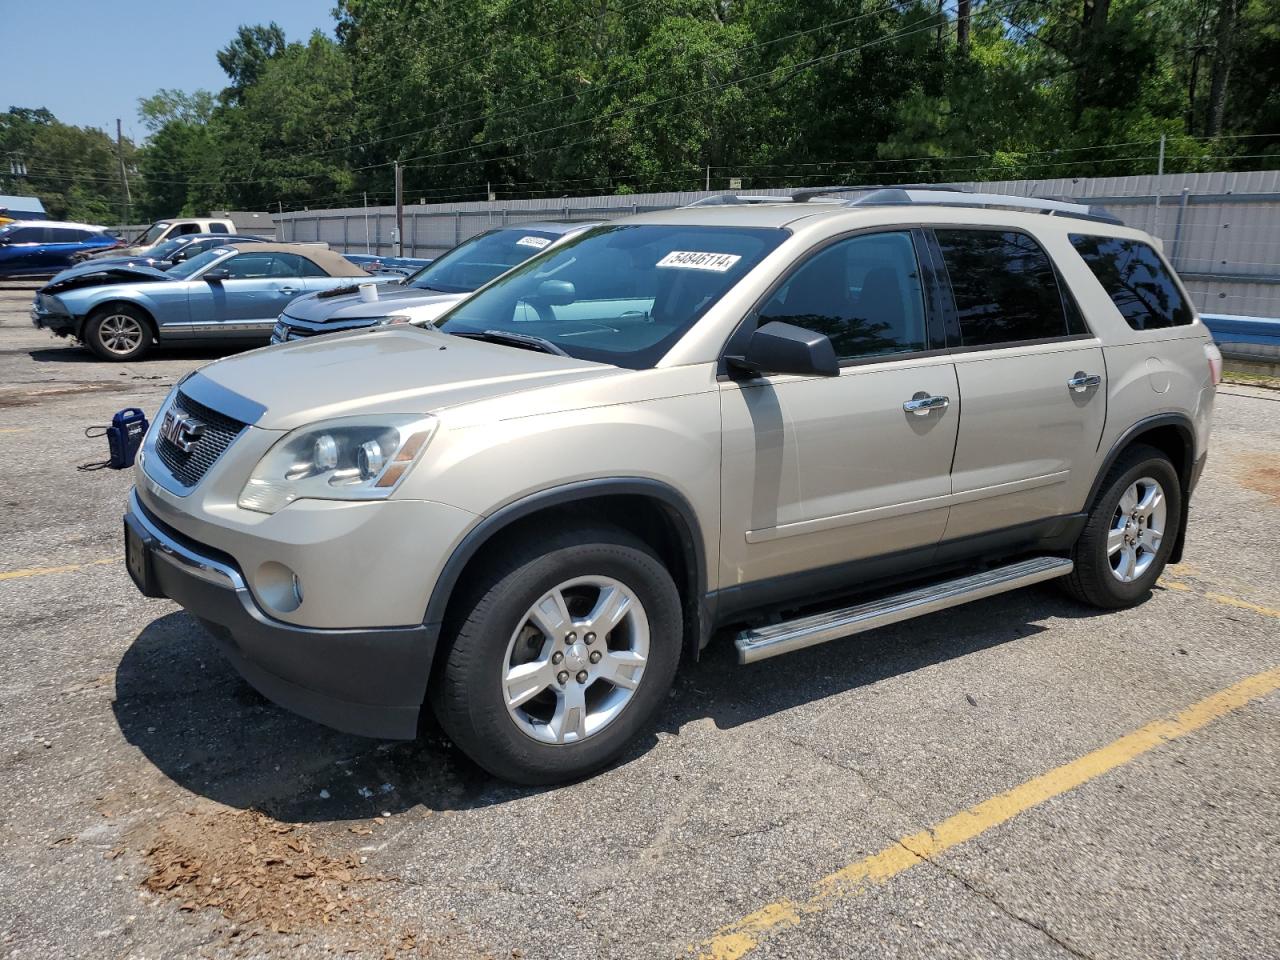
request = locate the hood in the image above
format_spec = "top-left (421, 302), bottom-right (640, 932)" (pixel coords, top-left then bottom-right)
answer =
top-left (284, 283), bottom-right (462, 323)
top-left (88, 244), bottom-right (148, 259)
top-left (48, 256), bottom-right (165, 283)
top-left (192, 324), bottom-right (621, 431)
top-left (42, 263), bottom-right (172, 295)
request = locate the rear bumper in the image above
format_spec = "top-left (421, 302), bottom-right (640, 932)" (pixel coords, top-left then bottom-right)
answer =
top-left (124, 489), bottom-right (436, 739)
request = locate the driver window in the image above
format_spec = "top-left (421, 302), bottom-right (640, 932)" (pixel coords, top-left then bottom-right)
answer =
top-left (758, 231), bottom-right (927, 360)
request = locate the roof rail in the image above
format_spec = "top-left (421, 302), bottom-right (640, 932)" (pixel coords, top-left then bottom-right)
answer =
top-left (791, 183), bottom-right (968, 203)
top-left (845, 187), bottom-right (1124, 225)
top-left (683, 194), bottom-right (783, 207)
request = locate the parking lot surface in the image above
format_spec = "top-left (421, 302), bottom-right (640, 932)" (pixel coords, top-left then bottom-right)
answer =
top-left (1, 282), bottom-right (1277, 959)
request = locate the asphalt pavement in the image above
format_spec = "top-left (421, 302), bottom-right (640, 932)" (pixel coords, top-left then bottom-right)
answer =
top-left (1, 282), bottom-right (1276, 959)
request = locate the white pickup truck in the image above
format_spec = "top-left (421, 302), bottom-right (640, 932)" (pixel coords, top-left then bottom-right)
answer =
top-left (80, 217), bottom-right (241, 262)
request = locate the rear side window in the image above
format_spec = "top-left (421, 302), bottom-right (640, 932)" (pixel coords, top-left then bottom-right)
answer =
top-left (1069, 234), bottom-right (1193, 330)
top-left (50, 228), bottom-right (88, 243)
top-left (208, 222), bottom-right (229, 234)
top-left (935, 229), bottom-right (1072, 347)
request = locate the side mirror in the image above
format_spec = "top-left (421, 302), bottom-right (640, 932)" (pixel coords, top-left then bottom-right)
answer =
top-left (203, 268), bottom-right (231, 282)
top-left (729, 320), bottom-right (840, 378)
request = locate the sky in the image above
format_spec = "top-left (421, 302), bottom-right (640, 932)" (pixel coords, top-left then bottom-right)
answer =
top-left (2, 1), bottom-right (337, 144)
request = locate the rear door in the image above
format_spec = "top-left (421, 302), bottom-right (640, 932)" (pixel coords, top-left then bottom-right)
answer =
top-left (928, 227), bottom-right (1107, 542)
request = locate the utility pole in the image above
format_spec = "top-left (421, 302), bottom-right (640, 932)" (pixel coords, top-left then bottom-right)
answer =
top-left (363, 191), bottom-right (371, 254)
top-left (115, 119), bottom-right (131, 228)
top-left (1154, 134), bottom-right (1166, 236)
top-left (393, 161), bottom-right (404, 258)
top-left (705, 165), bottom-right (711, 191)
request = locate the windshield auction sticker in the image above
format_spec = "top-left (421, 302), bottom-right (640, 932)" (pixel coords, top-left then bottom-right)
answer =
top-left (517, 236), bottom-right (552, 249)
top-left (656, 251), bottom-right (742, 272)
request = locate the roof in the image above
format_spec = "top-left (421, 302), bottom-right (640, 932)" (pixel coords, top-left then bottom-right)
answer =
top-left (0, 195), bottom-right (46, 216)
top-left (223, 242), bottom-right (368, 278)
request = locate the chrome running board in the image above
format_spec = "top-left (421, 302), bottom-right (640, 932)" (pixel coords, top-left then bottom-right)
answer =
top-left (735, 556), bottom-right (1073, 664)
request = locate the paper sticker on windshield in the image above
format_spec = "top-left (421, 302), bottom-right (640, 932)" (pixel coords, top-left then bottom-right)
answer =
top-left (656, 251), bottom-right (742, 272)
top-left (516, 235), bottom-right (552, 249)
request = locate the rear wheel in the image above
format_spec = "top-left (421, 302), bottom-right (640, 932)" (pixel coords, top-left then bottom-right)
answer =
top-left (432, 525), bottom-right (682, 784)
top-left (1063, 444), bottom-right (1182, 608)
top-left (84, 305), bottom-right (152, 361)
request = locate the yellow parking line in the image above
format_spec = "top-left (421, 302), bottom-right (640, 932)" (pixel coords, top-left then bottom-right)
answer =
top-left (0, 557), bottom-right (121, 581)
top-left (1203, 592), bottom-right (1280, 620)
top-left (691, 665), bottom-right (1280, 960)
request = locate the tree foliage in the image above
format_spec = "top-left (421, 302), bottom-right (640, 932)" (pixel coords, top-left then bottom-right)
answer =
top-left (5, 0), bottom-right (1277, 224)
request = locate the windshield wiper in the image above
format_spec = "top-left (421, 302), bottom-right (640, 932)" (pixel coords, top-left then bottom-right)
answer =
top-left (453, 330), bottom-right (568, 356)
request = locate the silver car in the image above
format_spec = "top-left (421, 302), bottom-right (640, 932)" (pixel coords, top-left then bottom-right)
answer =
top-left (270, 221), bottom-right (600, 343)
top-left (123, 188), bottom-right (1219, 783)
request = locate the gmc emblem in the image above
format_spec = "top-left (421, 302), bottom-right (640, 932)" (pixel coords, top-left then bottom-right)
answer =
top-left (160, 410), bottom-right (206, 453)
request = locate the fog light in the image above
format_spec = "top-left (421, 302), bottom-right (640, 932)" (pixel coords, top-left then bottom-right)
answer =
top-left (256, 561), bottom-right (304, 614)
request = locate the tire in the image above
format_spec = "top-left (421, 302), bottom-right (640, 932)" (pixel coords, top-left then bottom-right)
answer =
top-left (84, 305), bottom-right (152, 361)
top-left (1063, 444), bottom-right (1182, 609)
top-left (431, 524), bottom-right (682, 784)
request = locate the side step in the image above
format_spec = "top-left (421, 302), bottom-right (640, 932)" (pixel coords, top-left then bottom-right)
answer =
top-left (735, 556), bottom-right (1073, 664)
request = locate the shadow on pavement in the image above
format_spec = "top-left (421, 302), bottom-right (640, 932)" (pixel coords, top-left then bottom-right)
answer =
top-left (115, 585), bottom-right (1118, 823)
top-left (28, 344), bottom-right (250, 364)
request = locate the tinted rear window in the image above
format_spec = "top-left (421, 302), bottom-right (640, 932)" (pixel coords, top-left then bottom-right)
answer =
top-left (1069, 234), bottom-right (1193, 330)
top-left (935, 229), bottom-right (1073, 347)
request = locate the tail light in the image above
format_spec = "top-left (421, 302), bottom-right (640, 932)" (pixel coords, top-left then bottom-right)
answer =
top-left (1204, 342), bottom-right (1223, 387)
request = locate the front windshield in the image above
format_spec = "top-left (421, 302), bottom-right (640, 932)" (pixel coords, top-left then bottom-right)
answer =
top-left (437, 224), bottom-right (787, 369)
top-left (148, 237), bottom-right (187, 259)
top-left (406, 228), bottom-right (563, 293)
top-left (167, 248), bottom-right (229, 280)
top-left (135, 222), bottom-right (170, 245)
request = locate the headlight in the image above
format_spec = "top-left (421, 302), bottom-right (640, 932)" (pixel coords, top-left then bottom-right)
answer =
top-left (374, 314), bottom-right (412, 326)
top-left (237, 415), bottom-right (437, 514)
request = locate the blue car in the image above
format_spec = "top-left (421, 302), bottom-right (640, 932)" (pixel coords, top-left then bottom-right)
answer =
top-left (31, 242), bottom-right (376, 361)
top-left (0, 220), bottom-right (120, 277)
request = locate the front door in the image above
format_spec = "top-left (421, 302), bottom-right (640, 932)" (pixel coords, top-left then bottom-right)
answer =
top-left (718, 229), bottom-right (959, 602)
top-left (187, 252), bottom-right (308, 339)
top-left (928, 228), bottom-right (1108, 541)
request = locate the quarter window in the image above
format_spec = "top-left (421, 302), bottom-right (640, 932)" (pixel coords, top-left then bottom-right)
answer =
top-left (758, 231), bottom-right (928, 360)
top-left (935, 229), bottom-right (1072, 347)
top-left (1069, 234), bottom-right (1193, 330)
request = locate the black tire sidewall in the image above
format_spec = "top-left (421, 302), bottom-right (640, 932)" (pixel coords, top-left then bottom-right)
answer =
top-left (435, 534), bottom-right (682, 784)
top-left (85, 306), bottom-right (151, 361)
top-left (1079, 450), bottom-right (1182, 606)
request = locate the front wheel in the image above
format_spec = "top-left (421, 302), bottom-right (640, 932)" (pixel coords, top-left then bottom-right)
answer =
top-left (84, 305), bottom-right (152, 361)
top-left (432, 525), bottom-right (682, 784)
top-left (1063, 444), bottom-right (1182, 609)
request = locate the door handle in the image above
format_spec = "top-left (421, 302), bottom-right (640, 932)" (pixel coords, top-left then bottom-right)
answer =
top-left (903, 394), bottom-right (950, 415)
top-left (279, 286), bottom-right (298, 295)
top-left (1067, 372), bottom-right (1102, 393)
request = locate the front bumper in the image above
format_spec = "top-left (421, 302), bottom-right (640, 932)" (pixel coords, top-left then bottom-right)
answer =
top-left (31, 302), bottom-right (77, 337)
top-left (124, 489), bottom-right (437, 739)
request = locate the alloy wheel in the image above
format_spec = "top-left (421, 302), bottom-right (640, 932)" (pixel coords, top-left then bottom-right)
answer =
top-left (502, 576), bottom-right (649, 744)
top-left (1108, 476), bottom-right (1167, 583)
top-left (99, 314), bottom-right (144, 355)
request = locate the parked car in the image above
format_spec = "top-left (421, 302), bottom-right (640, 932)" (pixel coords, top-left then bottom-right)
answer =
top-left (32, 243), bottom-right (373, 361)
top-left (0, 220), bottom-right (121, 277)
top-left (271, 221), bottom-right (599, 343)
top-left (77, 216), bottom-right (239, 263)
top-left (49, 234), bottom-right (271, 282)
top-left (122, 188), bottom-right (1219, 783)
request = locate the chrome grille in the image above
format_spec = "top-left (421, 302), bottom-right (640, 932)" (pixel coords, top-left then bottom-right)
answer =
top-left (154, 390), bottom-right (246, 488)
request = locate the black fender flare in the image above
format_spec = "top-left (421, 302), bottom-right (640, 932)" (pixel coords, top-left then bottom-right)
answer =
top-left (422, 477), bottom-right (710, 656)
top-left (1085, 413), bottom-right (1198, 563)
